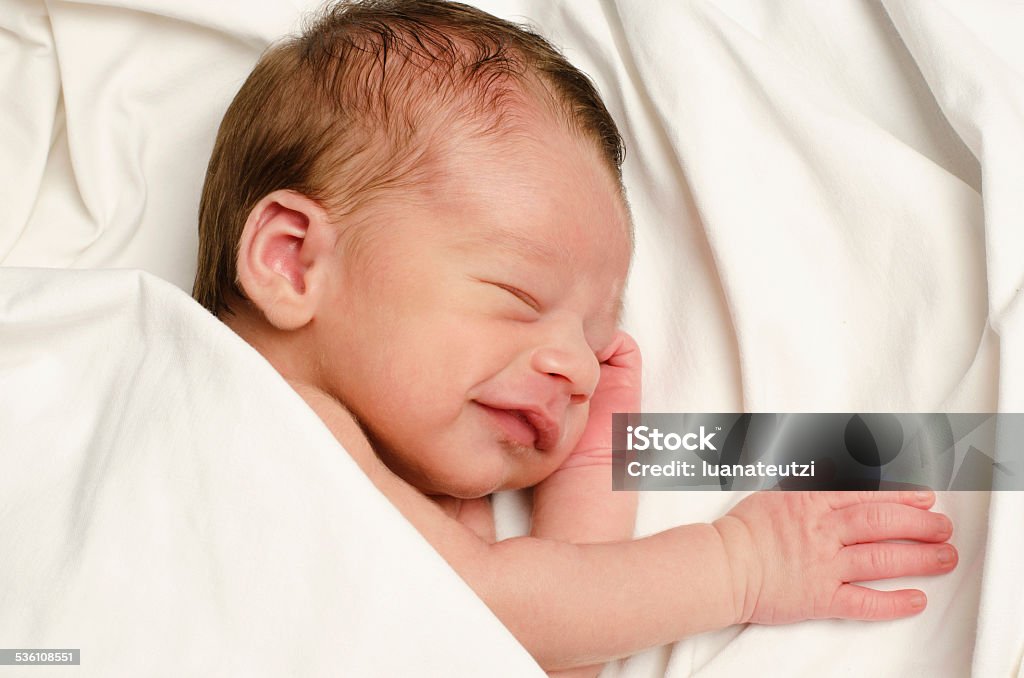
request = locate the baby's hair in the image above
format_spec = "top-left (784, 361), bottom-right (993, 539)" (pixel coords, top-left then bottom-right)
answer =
top-left (193, 0), bottom-right (625, 316)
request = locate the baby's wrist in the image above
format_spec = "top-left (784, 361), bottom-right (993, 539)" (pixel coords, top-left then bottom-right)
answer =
top-left (710, 516), bottom-right (760, 626)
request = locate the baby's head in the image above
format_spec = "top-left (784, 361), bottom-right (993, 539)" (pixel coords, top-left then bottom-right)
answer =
top-left (194, 0), bottom-right (633, 498)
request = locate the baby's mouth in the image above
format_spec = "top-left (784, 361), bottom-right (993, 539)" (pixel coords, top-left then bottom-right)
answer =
top-left (474, 402), bottom-right (560, 451)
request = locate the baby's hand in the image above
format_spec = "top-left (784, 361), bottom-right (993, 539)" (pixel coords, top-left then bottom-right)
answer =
top-left (715, 490), bottom-right (956, 624)
top-left (531, 331), bottom-right (640, 545)
top-left (558, 330), bottom-right (641, 470)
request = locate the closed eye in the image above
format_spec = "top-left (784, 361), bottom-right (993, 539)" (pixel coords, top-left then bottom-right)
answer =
top-left (492, 282), bottom-right (540, 312)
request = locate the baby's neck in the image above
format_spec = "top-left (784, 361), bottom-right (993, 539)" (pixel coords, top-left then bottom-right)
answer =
top-left (222, 302), bottom-right (320, 391)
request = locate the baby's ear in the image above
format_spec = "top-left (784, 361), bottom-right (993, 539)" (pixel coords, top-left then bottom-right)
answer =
top-left (235, 189), bottom-right (335, 330)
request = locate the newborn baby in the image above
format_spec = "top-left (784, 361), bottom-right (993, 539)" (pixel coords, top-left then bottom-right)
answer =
top-left (192, 1), bottom-right (958, 673)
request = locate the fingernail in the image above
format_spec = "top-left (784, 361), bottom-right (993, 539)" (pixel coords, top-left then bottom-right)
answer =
top-left (910, 593), bottom-right (926, 609)
top-left (915, 491), bottom-right (932, 502)
top-left (938, 546), bottom-right (955, 564)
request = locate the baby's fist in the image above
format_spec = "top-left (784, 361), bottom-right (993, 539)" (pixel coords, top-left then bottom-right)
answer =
top-left (560, 331), bottom-right (641, 468)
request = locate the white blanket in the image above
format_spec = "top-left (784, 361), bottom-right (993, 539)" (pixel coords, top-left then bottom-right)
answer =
top-left (0, 267), bottom-right (541, 676)
top-left (2, 0), bottom-right (1022, 676)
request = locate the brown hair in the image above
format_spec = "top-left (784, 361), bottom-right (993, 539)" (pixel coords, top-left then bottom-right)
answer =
top-left (193, 0), bottom-right (625, 316)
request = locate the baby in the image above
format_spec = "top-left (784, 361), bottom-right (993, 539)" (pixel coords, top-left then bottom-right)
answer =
top-left (192, 1), bottom-right (958, 674)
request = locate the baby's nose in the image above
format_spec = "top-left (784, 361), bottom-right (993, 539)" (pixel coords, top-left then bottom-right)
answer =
top-left (530, 341), bottom-right (600, 403)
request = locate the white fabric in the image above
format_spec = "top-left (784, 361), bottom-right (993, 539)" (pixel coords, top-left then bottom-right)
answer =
top-left (0, 267), bottom-right (542, 677)
top-left (881, 4), bottom-right (1024, 676)
top-left (1, 0), bottom-right (1022, 676)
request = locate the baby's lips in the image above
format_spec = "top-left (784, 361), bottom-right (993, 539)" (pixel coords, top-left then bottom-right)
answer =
top-left (519, 408), bottom-right (560, 451)
top-left (475, 399), bottom-right (562, 451)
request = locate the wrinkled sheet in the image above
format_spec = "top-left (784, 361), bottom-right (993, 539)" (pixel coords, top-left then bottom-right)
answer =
top-left (2, 0), bottom-right (1022, 675)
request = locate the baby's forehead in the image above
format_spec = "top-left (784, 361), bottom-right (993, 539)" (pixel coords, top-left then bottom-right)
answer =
top-left (343, 100), bottom-right (632, 278)
top-left (432, 130), bottom-right (630, 256)
top-left (426, 113), bottom-right (630, 219)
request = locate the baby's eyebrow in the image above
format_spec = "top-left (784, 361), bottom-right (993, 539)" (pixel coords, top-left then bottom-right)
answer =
top-left (472, 229), bottom-right (569, 264)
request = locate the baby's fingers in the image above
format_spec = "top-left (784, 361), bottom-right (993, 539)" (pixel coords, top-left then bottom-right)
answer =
top-left (839, 543), bottom-right (958, 582)
top-left (597, 330), bottom-right (641, 369)
top-left (831, 503), bottom-right (953, 545)
top-left (823, 489), bottom-right (935, 510)
top-left (830, 584), bottom-right (929, 620)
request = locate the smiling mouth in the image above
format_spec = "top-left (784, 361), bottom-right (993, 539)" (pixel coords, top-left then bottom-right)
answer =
top-left (474, 402), bottom-right (559, 451)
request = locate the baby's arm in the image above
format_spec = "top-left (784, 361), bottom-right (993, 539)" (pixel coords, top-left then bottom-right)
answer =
top-left (530, 332), bottom-right (640, 678)
top-left (300, 384), bottom-right (957, 672)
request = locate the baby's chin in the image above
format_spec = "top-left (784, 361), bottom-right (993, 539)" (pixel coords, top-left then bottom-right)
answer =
top-left (414, 472), bottom-right (505, 500)
top-left (376, 444), bottom-right (510, 499)
top-left (400, 452), bottom-right (544, 499)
